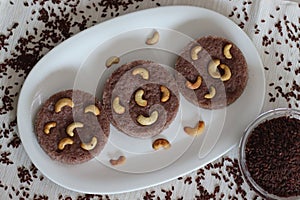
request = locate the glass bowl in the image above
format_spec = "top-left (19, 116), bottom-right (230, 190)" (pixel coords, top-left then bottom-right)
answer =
top-left (239, 108), bottom-right (300, 200)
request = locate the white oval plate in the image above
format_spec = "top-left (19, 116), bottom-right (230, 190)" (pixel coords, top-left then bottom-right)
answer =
top-left (17, 6), bottom-right (265, 194)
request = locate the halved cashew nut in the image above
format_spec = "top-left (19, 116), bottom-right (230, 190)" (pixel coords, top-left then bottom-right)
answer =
top-left (43, 122), bottom-right (57, 134)
top-left (208, 59), bottom-right (221, 78)
top-left (132, 68), bottom-right (149, 80)
top-left (184, 121), bottom-right (205, 136)
top-left (160, 86), bottom-right (170, 102)
top-left (191, 45), bottom-right (202, 60)
top-left (186, 76), bottom-right (202, 90)
top-left (81, 136), bottom-right (97, 151)
top-left (55, 98), bottom-right (74, 113)
top-left (112, 97), bottom-right (125, 114)
top-left (152, 138), bottom-right (171, 150)
top-left (137, 110), bottom-right (158, 126)
top-left (58, 138), bottom-right (74, 150)
top-left (110, 156), bottom-right (126, 166)
top-left (223, 44), bottom-right (233, 59)
top-left (66, 122), bottom-right (84, 137)
top-left (146, 31), bottom-right (159, 45)
top-left (135, 89), bottom-right (147, 107)
top-left (220, 64), bottom-right (232, 81)
top-left (105, 56), bottom-right (120, 68)
top-left (84, 105), bottom-right (100, 116)
top-left (204, 86), bottom-right (216, 99)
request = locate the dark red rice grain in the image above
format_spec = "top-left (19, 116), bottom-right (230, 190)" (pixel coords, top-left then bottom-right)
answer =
top-left (245, 116), bottom-right (300, 197)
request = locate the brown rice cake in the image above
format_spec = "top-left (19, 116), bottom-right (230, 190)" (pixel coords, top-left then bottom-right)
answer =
top-left (175, 35), bottom-right (248, 109)
top-left (102, 60), bottom-right (179, 138)
top-left (34, 90), bottom-right (110, 164)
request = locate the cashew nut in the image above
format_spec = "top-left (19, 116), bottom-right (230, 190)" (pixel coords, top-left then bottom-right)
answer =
top-left (220, 64), bottom-right (232, 81)
top-left (132, 67), bottom-right (149, 80)
top-left (146, 31), bottom-right (159, 45)
top-left (137, 110), bottom-right (158, 126)
top-left (84, 105), bottom-right (100, 116)
top-left (58, 138), bottom-right (74, 150)
top-left (81, 136), bottom-right (97, 151)
top-left (186, 76), bottom-right (202, 90)
top-left (190, 45), bottom-right (202, 60)
top-left (43, 122), bottom-right (57, 134)
top-left (105, 56), bottom-right (120, 68)
top-left (66, 122), bottom-right (84, 137)
top-left (55, 98), bottom-right (74, 113)
top-left (208, 59), bottom-right (221, 78)
top-left (223, 44), bottom-right (233, 59)
top-left (135, 89), bottom-right (147, 107)
top-left (112, 97), bottom-right (125, 114)
top-left (152, 138), bottom-right (171, 150)
top-left (204, 86), bottom-right (216, 99)
top-left (160, 86), bottom-right (170, 102)
top-left (110, 156), bottom-right (126, 166)
top-left (184, 121), bottom-right (205, 136)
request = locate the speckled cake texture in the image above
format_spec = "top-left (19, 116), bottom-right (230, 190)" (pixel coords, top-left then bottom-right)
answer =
top-left (175, 36), bottom-right (248, 109)
top-left (102, 60), bottom-right (180, 138)
top-left (35, 90), bottom-right (110, 164)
